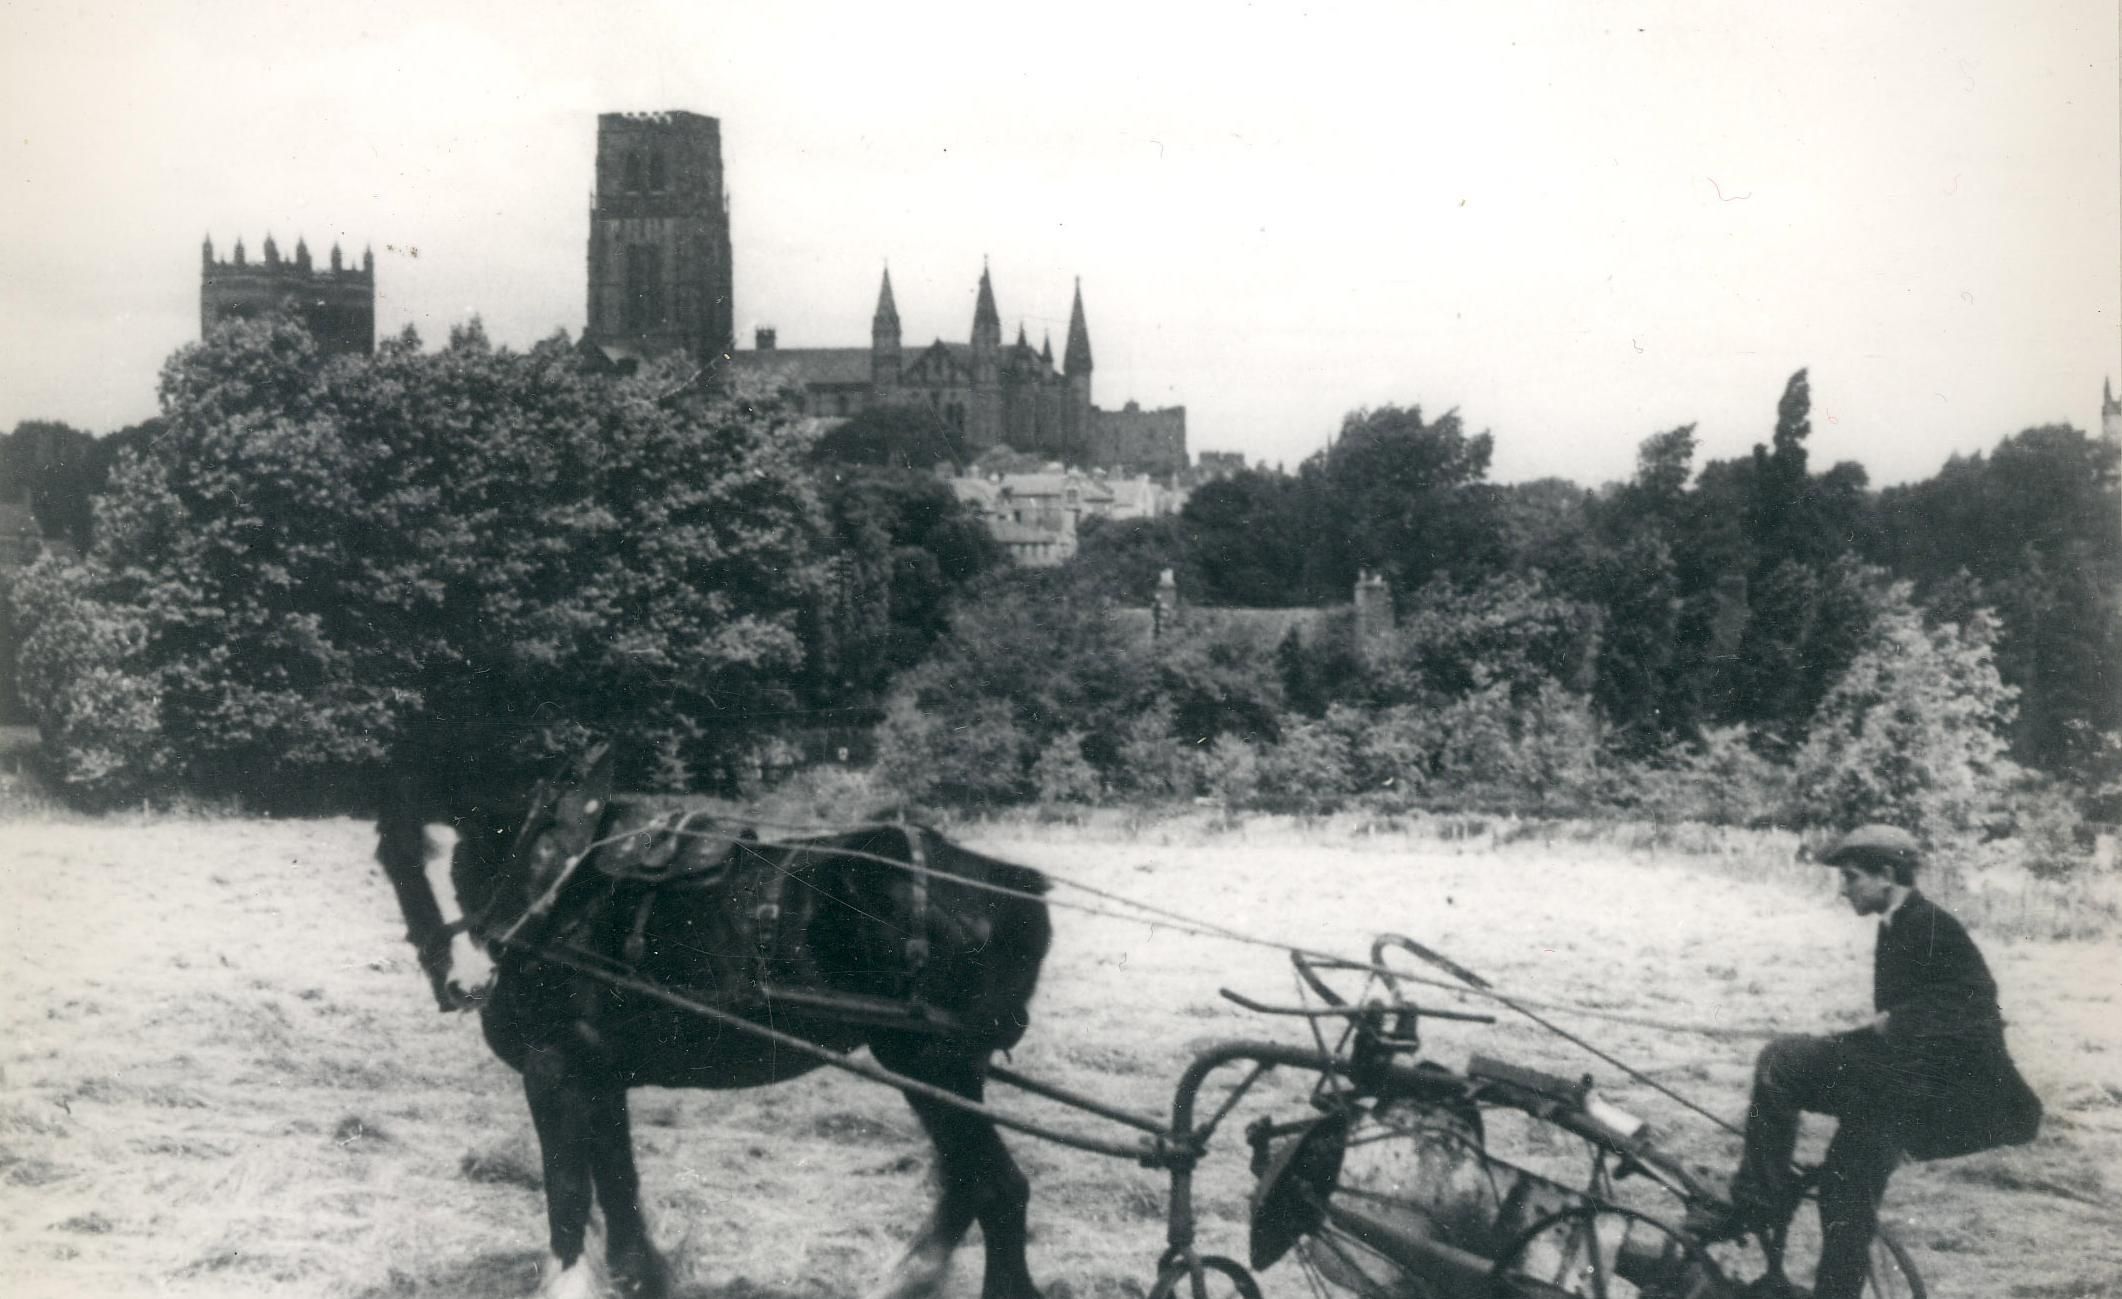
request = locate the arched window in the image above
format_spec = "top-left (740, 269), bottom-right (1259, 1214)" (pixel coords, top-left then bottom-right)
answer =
top-left (648, 149), bottom-right (668, 191)
top-left (624, 151), bottom-right (645, 193)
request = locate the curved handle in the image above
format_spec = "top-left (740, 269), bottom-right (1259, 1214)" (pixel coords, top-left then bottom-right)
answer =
top-left (1289, 949), bottom-right (1349, 1008)
top-left (1371, 932), bottom-right (1493, 995)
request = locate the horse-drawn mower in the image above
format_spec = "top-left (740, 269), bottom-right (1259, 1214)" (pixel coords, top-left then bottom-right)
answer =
top-left (377, 748), bottom-right (1927, 1299)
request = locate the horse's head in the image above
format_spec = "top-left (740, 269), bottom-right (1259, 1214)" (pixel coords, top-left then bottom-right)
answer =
top-left (376, 744), bottom-right (615, 1012)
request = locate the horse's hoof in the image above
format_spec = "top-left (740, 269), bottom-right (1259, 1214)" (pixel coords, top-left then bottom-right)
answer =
top-left (540, 1254), bottom-right (603, 1299)
top-left (610, 1245), bottom-right (672, 1299)
top-left (861, 1241), bottom-right (953, 1299)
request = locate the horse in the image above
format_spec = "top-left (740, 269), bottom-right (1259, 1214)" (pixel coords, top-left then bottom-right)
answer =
top-left (373, 744), bottom-right (1053, 1299)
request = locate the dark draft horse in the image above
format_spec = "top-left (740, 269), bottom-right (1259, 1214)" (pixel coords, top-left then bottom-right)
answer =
top-left (374, 745), bottom-right (1053, 1299)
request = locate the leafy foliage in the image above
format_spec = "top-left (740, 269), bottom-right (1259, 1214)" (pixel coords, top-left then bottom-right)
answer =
top-left (1791, 584), bottom-right (2020, 840)
top-left (810, 402), bottom-right (970, 471)
top-left (12, 317), bottom-right (832, 801)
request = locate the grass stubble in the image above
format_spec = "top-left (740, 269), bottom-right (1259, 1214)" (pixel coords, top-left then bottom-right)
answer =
top-left (0, 807), bottom-right (2115, 1299)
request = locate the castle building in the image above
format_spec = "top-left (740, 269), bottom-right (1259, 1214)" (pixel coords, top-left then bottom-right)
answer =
top-left (581, 111), bottom-right (735, 369)
top-left (731, 266), bottom-right (1188, 474)
top-left (200, 235), bottom-right (374, 355)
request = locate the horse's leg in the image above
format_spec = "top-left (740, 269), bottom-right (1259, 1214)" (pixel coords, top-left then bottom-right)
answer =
top-left (523, 1045), bottom-right (605, 1299)
top-left (864, 1039), bottom-right (1038, 1299)
top-left (583, 1087), bottom-right (670, 1299)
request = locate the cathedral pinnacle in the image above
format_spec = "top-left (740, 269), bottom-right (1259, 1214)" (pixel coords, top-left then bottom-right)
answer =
top-left (971, 261), bottom-right (1001, 348)
top-left (1063, 277), bottom-right (1092, 376)
top-left (873, 266), bottom-right (900, 329)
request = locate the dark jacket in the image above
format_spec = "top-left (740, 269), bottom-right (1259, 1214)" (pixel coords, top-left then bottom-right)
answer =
top-left (1874, 890), bottom-right (2042, 1160)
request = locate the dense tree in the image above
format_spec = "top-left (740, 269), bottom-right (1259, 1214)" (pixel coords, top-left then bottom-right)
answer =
top-left (1870, 425), bottom-right (2122, 778)
top-left (810, 402), bottom-right (969, 471)
top-left (1071, 513), bottom-right (1193, 604)
top-left (1320, 404), bottom-right (1503, 596)
top-left (1178, 469), bottom-right (1310, 605)
top-left (807, 467), bottom-right (1003, 703)
top-left (1, 420), bottom-right (97, 550)
top-left (12, 317), bottom-right (832, 802)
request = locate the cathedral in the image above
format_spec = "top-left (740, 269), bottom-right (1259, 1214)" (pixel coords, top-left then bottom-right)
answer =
top-left (579, 108), bottom-right (1187, 476)
top-left (727, 265), bottom-right (1102, 465)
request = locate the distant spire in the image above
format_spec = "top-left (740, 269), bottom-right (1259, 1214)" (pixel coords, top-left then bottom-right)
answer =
top-left (330, 242), bottom-right (343, 272)
top-left (972, 260), bottom-right (1000, 345)
top-left (201, 234), bottom-right (214, 265)
top-left (263, 233), bottom-right (279, 265)
top-left (233, 237), bottom-right (246, 266)
top-left (294, 237), bottom-right (311, 272)
top-left (1063, 277), bottom-right (1092, 375)
top-left (1041, 330), bottom-right (1053, 364)
top-left (361, 245), bottom-right (374, 273)
top-left (1016, 322), bottom-right (1028, 347)
top-left (872, 265), bottom-right (900, 330)
top-left (2107, 377), bottom-right (2119, 412)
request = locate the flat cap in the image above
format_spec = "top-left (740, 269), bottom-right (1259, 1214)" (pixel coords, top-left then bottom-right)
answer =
top-left (1821, 824), bottom-right (1921, 867)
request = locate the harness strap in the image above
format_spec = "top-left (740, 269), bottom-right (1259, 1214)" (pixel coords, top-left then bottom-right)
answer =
top-left (902, 821), bottom-right (931, 994)
top-left (622, 889), bottom-right (657, 966)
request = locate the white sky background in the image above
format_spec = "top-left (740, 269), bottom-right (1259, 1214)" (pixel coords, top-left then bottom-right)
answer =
top-left (2, 0), bottom-right (2116, 487)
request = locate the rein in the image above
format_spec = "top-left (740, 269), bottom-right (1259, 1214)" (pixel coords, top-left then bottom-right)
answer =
top-left (452, 804), bottom-right (1762, 1138)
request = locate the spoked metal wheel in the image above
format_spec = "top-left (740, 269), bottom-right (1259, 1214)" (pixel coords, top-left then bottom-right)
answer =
top-left (1147, 1253), bottom-right (1264, 1299)
top-left (1759, 1214), bottom-right (1927, 1299)
top-left (1487, 1205), bottom-right (1725, 1298)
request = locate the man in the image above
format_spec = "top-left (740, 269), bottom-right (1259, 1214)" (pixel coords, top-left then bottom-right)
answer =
top-left (1697, 825), bottom-right (2042, 1296)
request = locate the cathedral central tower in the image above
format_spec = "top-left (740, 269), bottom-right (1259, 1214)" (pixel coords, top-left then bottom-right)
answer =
top-left (584, 111), bottom-right (734, 366)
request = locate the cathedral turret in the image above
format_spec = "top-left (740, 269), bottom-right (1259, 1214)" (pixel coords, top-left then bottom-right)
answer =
top-left (362, 246), bottom-right (374, 275)
top-left (871, 266), bottom-right (901, 390)
top-left (263, 234), bottom-right (279, 266)
top-left (233, 237), bottom-right (246, 267)
top-left (1063, 278), bottom-right (1093, 378)
top-left (294, 237), bottom-right (311, 273)
top-left (971, 261), bottom-right (1002, 351)
top-left (330, 242), bottom-right (343, 272)
top-left (202, 235), bottom-right (214, 266)
top-left (1062, 278), bottom-right (1094, 460)
top-left (1041, 330), bottom-right (1054, 367)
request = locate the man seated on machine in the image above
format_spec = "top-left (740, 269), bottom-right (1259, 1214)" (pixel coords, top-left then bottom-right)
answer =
top-left (1692, 825), bottom-right (2042, 1296)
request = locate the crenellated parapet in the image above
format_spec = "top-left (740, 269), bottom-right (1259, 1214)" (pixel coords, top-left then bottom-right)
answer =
top-left (200, 233), bottom-right (376, 355)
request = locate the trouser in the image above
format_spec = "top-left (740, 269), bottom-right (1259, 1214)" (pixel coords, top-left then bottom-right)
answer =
top-left (1731, 1031), bottom-right (1904, 1299)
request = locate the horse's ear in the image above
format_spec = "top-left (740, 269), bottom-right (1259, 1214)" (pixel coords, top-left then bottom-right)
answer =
top-left (557, 742), bottom-right (615, 825)
top-left (512, 742), bottom-right (616, 879)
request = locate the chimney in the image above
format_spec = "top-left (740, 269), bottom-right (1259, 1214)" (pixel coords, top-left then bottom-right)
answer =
top-left (755, 326), bottom-right (777, 351)
top-left (1152, 567), bottom-right (1179, 640)
top-left (1353, 569), bottom-right (1393, 663)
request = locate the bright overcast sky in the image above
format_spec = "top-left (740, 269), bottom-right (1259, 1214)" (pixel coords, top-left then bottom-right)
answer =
top-left (3, 0), bottom-right (2116, 486)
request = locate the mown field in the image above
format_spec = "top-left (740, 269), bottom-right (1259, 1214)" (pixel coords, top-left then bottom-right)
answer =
top-left (1, 810), bottom-right (2117, 1299)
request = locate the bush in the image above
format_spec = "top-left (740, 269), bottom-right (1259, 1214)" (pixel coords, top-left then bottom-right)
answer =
top-left (873, 696), bottom-right (1029, 807)
top-left (1110, 703), bottom-right (1204, 801)
top-left (1791, 585), bottom-right (2019, 842)
top-left (1619, 725), bottom-right (1793, 827)
top-left (1251, 716), bottom-right (1356, 813)
top-left (9, 557), bottom-right (171, 802)
top-left (1031, 731), bottom-right (1103, 805)
top-left (1196, 736), bottom-right (1263, 808)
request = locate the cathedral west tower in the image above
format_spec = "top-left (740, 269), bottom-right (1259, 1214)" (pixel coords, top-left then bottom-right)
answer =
top-left (584, 111), bottom-right (734, 366)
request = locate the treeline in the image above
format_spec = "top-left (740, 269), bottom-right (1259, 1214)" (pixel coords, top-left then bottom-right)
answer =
top-left (5, 317), bottom-right (1000, 803)
top-left (1060, 374), bottom-right (2120, 787)
top-left (6, 324), bottom-right (2117, 855)
top-left (874, 373), bottom-right (2117, 862)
